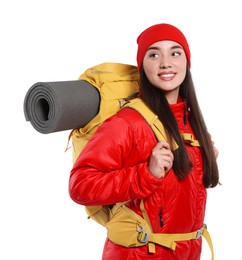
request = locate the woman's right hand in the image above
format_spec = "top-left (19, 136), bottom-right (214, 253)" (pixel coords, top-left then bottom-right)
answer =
top-left (148, 141), bottom-right (174, 178)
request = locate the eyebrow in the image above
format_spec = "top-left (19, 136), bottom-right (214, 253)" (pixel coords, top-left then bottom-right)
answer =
top-left (147, 45), bottom-right (183, 51)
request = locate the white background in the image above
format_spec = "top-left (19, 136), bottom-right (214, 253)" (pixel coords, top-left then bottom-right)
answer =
top-left (1, 0), bottom-right (241, 259)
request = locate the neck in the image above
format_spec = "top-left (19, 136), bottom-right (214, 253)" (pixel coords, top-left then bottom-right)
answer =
top-left (165, 90), bottom-right (179, 104)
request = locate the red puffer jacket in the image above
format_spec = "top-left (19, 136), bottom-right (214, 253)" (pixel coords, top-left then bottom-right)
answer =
top-left (69, 101), bottom-right (206, 260)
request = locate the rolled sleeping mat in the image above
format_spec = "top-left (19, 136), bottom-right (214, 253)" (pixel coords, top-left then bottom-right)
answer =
top-left (23, 80), bottom-right (100, 134)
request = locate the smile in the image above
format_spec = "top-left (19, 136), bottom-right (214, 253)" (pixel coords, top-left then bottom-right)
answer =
top-left (161, 73), bottom-right (175, 78)
top-left (158, 72), bottom-right (176, 81)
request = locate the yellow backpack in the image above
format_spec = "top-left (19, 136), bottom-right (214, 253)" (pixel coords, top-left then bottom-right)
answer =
top-left (69, 63), bottom-right (214, 259)
top-left (70, 62), bottom-right (140, 163)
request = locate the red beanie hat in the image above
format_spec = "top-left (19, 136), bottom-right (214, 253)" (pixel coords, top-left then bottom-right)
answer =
top-left (136, 23), bottom-right (191, 70)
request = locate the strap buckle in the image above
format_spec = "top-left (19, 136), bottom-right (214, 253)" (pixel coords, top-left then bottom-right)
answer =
top-left (196, 224), bottom-right (207, 239)
top-left (136, 224), bottom-right (150, 243)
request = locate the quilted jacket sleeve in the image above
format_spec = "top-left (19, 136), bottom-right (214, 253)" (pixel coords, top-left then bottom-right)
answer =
top-left (69, 109), bottom-right (163, 206)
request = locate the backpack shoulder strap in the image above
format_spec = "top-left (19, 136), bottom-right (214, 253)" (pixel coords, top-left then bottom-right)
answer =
top-left (123, 98), bottom-right (178, 150)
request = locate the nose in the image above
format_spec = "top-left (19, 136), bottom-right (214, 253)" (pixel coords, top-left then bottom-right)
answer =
top-left (159, 56), bottom-right (171, 69)
top-left (160, 64), bottom-right (171, 69)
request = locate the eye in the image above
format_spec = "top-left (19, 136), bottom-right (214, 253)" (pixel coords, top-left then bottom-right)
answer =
top-left (148, 52), bottom-right (159, 59)
top-left (172, 51), bottom-right (182, 57)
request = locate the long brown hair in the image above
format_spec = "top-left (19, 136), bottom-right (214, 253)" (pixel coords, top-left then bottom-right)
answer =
top-left (139, 67), bottom-right (219, 188)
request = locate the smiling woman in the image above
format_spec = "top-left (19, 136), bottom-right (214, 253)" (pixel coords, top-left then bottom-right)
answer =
top-left (1, 0), bottom-right (240, 259)
top-left (69, 23), bottom-right (219, 260)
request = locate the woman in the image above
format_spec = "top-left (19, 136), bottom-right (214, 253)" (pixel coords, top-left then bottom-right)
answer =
top-left (69, 23), bottom-right (219, 259)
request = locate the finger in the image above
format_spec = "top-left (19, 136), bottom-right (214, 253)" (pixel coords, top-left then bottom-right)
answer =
top-left (162, 154), bottom-right (174, 167)
top-left (160, 148), bottom-right (174, 161)
top-left (153, 141), bottom-right (170, 151)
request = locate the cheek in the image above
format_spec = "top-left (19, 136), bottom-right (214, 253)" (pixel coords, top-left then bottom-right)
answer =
top-left (143, 61), bottom-right (157, 78)
top-left (177, 71), bottom-right (186, 86)
top-left (177, 62), bottom-right (187, 80)
top-left (143, 68), bottom-right (157, 84)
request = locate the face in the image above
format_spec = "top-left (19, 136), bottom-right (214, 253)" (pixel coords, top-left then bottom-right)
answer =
top-left (142, 40), bottom-right (187, 104)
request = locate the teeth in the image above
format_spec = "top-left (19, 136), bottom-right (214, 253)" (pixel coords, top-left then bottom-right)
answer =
top-left (162, 74), bottom-right (174, 78)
